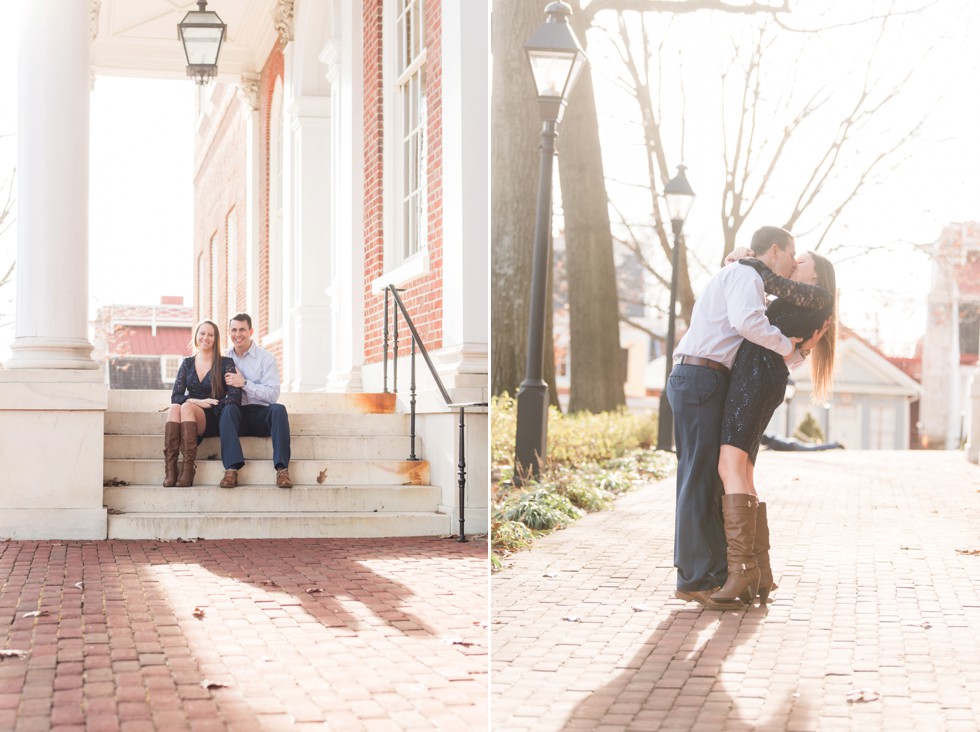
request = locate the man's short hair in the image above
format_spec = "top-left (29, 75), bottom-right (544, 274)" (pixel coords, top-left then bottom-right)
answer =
top-left (750, 226), bottom-right (794, 256)
top-left (230, 313), bottom-right (253, 329)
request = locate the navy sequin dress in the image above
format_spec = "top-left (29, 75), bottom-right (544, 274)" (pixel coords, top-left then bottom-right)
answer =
top-left (170, 356), bottom-right (242, 440)
top-left (720, 259), bottom-right (834, 464)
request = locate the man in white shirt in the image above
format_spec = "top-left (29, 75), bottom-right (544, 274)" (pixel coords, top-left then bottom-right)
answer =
top-left (667, 226), bottom-right (820, 608)
top-left (217, 313), bottom-right (292, 489)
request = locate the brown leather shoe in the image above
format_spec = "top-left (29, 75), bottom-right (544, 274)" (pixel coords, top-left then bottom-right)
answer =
top-left (276, 468), bottom-right (293, 489)
top-left (675, 588), bottom-right (743, 610)
top-left (219, 469), bottom-right (238, 489)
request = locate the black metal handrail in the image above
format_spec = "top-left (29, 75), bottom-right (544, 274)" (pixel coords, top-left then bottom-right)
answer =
top-left (382, 285), bottom-right (487, 543)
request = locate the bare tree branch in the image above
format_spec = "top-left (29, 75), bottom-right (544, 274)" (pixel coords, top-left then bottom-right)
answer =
top-left (584, 0), bottom-right (790, 24)
top-left (771, 0), bottom-right (938, 32)
top-left (0, 261), bottom-right (14, 290)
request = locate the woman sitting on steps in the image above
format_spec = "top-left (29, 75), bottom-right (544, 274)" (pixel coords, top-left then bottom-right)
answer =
top-left (162, 320), bottom-right (242, 487)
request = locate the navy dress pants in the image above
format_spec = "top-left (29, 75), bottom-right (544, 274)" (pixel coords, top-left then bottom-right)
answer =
top-left (219, 403), bottom-right (291, 471)
top-left (666, 363), bottom-right (729, 591)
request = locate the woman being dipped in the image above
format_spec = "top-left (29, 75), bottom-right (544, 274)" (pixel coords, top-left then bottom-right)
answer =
top-left (711, 251), bottom-right (838, 607)
top-left (162, 320), bottom-right (242, 487)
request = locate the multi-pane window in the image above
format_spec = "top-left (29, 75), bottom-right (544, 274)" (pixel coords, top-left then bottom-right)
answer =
top-left (396, 0), bottom-right (427, 260)
top-left (160, 355), bottom-right (181, 384)
top-left (210, 233), bottom-right (219, 324)
top-left (226, 211), bottom-right (238, 320)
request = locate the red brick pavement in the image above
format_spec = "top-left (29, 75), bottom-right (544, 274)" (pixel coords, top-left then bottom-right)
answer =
top-left (491, 451), bottom-right (980, 731)
top-left (0, 536), bottom-right (488, 731)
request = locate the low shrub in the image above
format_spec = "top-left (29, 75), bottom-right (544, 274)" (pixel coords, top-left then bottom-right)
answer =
top-left (491, 395), bottom-right (676, 570)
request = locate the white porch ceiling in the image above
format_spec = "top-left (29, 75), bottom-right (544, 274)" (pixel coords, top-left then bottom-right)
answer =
top-left (91, 0), bottom-right (279, 81)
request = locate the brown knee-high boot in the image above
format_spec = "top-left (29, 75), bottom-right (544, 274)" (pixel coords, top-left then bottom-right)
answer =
top-left (710, 494), bottom-right (761, 605)
top-left (175, 421), bottom-right (199, 487)
top-left (755, 502), bottom-right (778, 603)
top-left (162, 422), bottom-right (181, 487)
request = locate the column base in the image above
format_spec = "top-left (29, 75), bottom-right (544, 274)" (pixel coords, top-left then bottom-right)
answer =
top-left (0, 509), bottom-right (107, 540)
top-left (0, 374), bottom-right (108, 540)
top-left (6, 337), bottom-right (99, 370)
top-left (326, 366), bottom-right (364, 393)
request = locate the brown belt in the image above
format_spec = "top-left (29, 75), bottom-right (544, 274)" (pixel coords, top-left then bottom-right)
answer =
top-left (677, 356), bottom-right (730, 376)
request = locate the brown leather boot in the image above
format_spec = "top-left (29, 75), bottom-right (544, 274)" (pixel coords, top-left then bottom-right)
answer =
top-left (162, 421), bottom-right (181, 487)
top-left (710, 494), bottom-right (761, 606)
top-left (175, 421), bottom-right (199, 487)
top-left (755, 502), bottom-right (778, 603)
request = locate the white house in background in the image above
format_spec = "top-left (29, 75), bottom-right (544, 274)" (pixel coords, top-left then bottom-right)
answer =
top-left (920, 222), bottom-right (980, 450)
top-left (783, 329), bottom-right (922, 450)
top-left (644, 329), bottom-right (922, 449)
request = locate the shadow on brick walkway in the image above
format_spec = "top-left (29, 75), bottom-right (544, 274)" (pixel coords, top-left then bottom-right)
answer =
top-left (1, 536), bottom-right (488, 731)
top-left (492, 451), bottom-right (980, 731)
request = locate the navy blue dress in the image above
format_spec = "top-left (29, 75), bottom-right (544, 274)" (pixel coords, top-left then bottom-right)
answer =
top-left (720, 259), bottom-right (834, 464)
top-left (171, 356), bottom-right (242, 440)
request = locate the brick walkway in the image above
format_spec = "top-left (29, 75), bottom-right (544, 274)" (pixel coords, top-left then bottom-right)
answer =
top-left (492, 451), bottom-right (980, 731)
top-left (0, 536), bottom-right (488, 731)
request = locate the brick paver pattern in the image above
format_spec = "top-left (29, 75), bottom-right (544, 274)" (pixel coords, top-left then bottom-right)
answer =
top-left (492, 451), bottom-right (980, 731)
top-left (0, 536), bottom-right (488, 731)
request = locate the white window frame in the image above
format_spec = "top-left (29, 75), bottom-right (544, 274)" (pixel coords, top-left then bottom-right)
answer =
top-left (160, 355), bottom-right (182, 384)
top-left (196, 251), bottom-right (206, 323)
top-left (226, 209), bottom-right (238, 323)
top-left (375, 0), bottom-right (429, 290)
top-left (210, 233), bottom-right (220, 323)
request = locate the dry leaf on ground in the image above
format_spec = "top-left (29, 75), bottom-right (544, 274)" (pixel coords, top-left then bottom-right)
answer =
top-left (846, 689), bottom-right (881, 704)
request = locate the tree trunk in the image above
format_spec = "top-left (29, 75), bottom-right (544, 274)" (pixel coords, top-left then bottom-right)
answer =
top-left (559, 11), bottom-right (626, 414)
top-left (490, 0), bottom-right (559, 406)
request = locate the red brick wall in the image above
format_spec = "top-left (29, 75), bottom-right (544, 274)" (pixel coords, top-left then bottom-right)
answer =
top-left (193, 44), bottom-right (284, 371)
top-left (193, 85), bottom-right (246, 351)
top-left (362, 0), bottom-right (444, 365)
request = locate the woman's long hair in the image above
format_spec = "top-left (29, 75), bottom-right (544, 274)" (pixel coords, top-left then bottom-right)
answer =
top-left (809, 252), bottom-right (837, 403)
top-left (191, 320), bottom-right (226, 400)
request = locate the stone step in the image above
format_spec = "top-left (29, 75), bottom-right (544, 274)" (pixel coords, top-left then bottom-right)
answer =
top-left (105, 411), bottom-right (410, 436)
top-left (103, 458), bottom-right (430, 487)
top-left (105, 434), bottom-right (418, 461)
top-left (107, 390), bottom-right (397, 414)
top-left (106, 512), bottom-right (450, 540)
top-left (104, 484), bottom-right (440, 514)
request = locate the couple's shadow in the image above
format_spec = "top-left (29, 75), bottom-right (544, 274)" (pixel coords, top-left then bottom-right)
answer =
top-left (561, 603), bottom-right (812, 730)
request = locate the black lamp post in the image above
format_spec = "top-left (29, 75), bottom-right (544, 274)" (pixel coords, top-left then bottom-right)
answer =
top-left (655, 165), bottom-right (696, 452)
top-left (178, 1), bottom-right (227, 85)
top-left (784, 378), bottom-right (797, 437)
top-left (514, 2), bottom-right (587, 483)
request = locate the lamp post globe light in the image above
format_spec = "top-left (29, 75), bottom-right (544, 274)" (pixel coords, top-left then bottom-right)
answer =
top-left (514, 2), bottom-right (587, 483)
top-left (178, 0), bottom-right (227, 85)
top-left (655, 164), bottom-right (696, 452)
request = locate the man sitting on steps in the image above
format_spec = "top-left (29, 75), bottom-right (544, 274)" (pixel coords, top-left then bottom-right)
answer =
top-left (218, 313), bottom-right (292, 489)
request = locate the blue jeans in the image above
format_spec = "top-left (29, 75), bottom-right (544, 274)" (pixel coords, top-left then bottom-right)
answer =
top-left (219, 403), bottom-right (291, 471)
top-left (666, 363), bottom-right (729, 591)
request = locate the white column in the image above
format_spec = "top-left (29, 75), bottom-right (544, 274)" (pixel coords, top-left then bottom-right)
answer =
top-left (322, 24), bottom-right (365, 392)
top-left (238, 74), bottom-right (262, 318)
top-left (7, 0), bottom-right (97, 369)
top-left (968, 367), bottom-right (980, 464)
top-left (438, 0), bottom-right (489, 402)
top-left (0, 0), bottom-right (107, 539)
top-left (286, 96), bottom-right (333, 391)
